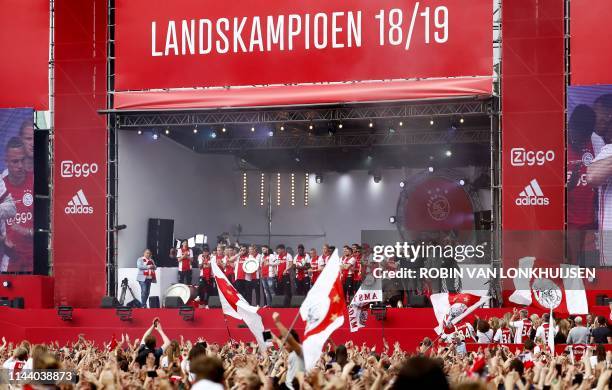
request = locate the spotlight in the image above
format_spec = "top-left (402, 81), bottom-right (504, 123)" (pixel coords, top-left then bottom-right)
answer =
top-left (445, 150), bottom-right (452, 157)
top-left (2, 281), bottom-right (11, 288)
top-left (315, 174), bottom-right (323, 184)
top-left (399, 121), bottom-right (404, 127)
top-left (428, 167), bottom-right (434, 173)
top-left (400, 181), bottom-right (406, 188)
top-left (179, 306), bottom-right (195, 321)
top-left (429, 118), bottom-right (434, 126)
top-left (57, 305), bottom-right (73, 321)
top-left (280, 125), bottom-right (285, 131)
top-left (373, 173), bottom-right (382, 183)
top-left (152, 133), bottom-right (159, 140)
top-left (193, 127), bottom-right (198, 134)
top-left (251, 126), bottom-right (255, 132)
top-left (309, 124), bottom-right (314, 130)
top-left (459, 179), bottom-right (465, 186)
top-left (268, 130), bottom-right (274, 137)
top-left (368, 121), bottom-right (374, 128)
top-left (460, 117), bottom-right (465, 124)
top-left (338, 123), bottom-right (343, 129)
top-left (222, 126), bottom-right (227, 133)
top-left (116, 306), bottom-right (133, 321)
top-left (294, 156), bottom-right (301, 162)
top-left (165, 128), bottom-right (170, 135)
top-left (389, 216), bottom-right (396, 224)
top-left (137, 130), bottom-right (142, 135)
top-left (211, 131), bottom-right (217, 139)
top-left (429, 156), bottom-right (434, 161)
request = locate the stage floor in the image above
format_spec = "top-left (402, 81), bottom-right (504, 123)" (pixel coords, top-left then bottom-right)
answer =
top-left (1, 306), bottom-right (609, 350)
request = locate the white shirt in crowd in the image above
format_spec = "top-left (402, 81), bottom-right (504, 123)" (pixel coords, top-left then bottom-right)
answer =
top-left (593, 143), bottom-right (612, 266)
top-left (192, 379), bottom-right (224, 390)
top-left (476, 329), bottom-right (494, 343)
top-left (510, 319), bottom-right (532, 344)
top-left (286, 351), bottom-right (305, 390)
top-left (535, 323), bottom-right (558, 342)
top-left (180, 358), bottom-right (197, 383)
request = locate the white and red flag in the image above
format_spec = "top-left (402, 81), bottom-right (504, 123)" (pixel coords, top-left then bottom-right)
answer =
top-left (348, 277), bottom-right (382, 333)
top-left (508, 256), bottom-right (588, 315)
top-left (211, 260), bottom-right (266, 351)
top-left (431, 292), bottom-right (489, 334)
top-left (299, 249), bottom-right (346, 371)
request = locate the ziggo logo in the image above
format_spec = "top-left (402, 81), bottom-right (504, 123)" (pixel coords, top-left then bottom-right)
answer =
top-left (6, 212), bottom-right (32, 226)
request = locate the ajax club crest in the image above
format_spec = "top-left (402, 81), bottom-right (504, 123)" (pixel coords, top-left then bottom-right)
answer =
top-left (427, 188), bottom-right (450, 221)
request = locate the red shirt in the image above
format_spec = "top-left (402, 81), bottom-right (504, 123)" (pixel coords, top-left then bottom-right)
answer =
top-left (235, 255), bottom-right (248, 280)
top-left (567, 145), bottom-right (596, 227)
top-left (353, 253), bottom-right (363, 281)
top-left (4, 173), bottom-right (33, 272)
top-left (177, 248), bottom-right (192, 271)
top-left (341, 256), bottom-right (355, 280)
top-left (261, 255), bottom-right (271, 278)
top-left (277, 253), bottom-right (290, 279)
top-left (496, 327), bottom-right (513, 344)
top-left (198, 254), bottom-right (211, 280)
top-left (295, 254), bottom-right (308, 281)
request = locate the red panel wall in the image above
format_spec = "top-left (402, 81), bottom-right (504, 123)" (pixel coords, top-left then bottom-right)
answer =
top-left (501, 0), bottom-right (565, 261)
top-left (570, 0), bottom-right (612, 86)
top-left (53, 0), bottom-right (107, 307)
top-left (0, 0), bottom-right (49, 109)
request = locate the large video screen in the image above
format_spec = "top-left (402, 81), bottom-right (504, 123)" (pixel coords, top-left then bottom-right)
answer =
top-left (0, 108), bottom-right (34, 273)
top-left (567, 85), bottom-right (612, 267)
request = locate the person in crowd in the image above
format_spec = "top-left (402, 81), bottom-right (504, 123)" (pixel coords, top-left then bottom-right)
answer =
top-left (160, 340), bottom-right (180, 369)
top-left (475, 319), bottom-right (494, 343)
top-left (392, 355), bottom-right (450, 390)
top-left (272, 311), bottom-right (305, 390)
top-left (177, 241), bottom-right (193, 285)
top-left (535, 313), bottom-right (558, 343)
top-left (260, 244), bottom-right (276, 307)
top-left (493, 319), bottom-right (513, 344)
top-left (3, 137), bottom-right (32, 273)
top-left (509, 308), bottom-right (533, 344)
top-left (1, 346), bottom-right (27, 375)
top-left (567, 316), bottom-right (591, 344)
top-left (136, 249), bottom-right (157, 308)
top-left (190, 355), bottom-right (224, 390)
top-left (293, 244), bottom-right (310, 295)
top-left (247, 244), bottom-right (261, 305)
top-left (555, 318), bottom-right (571, 344)
top-left (276, 244), bottom-right (293, 307)
top-left (181, 341), bottom-right (207, 383)
top-left (591, 315), bottom-right (612, 343)
top-left (567, 104), bottom-right (598, 266)
top-left (136, 317), bottom-right (171, 368)
top-left (197, 245), bottom-right (212, 308)
top-left (340, 245), bottom-right (356, 301)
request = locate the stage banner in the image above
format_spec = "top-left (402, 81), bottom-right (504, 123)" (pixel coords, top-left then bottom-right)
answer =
top-left (53, 0), bottom-right (107, 307)
top-left (501, 1), bottom-right (565, 269)
top-left (115, 0), bottom-right (492, 91)
top-left (0, 109), bottom-right (35, 273)
top-left (570, 0), bottom-right (612, 86)
top-left (0, 0), bottom-right (49, 110)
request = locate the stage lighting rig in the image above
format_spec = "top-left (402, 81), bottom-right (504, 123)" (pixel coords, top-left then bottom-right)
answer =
top-left (2, 280), bottom-right (11, 288)
top-left (57, 306), bottom-right (73, 321)
top-left (399, 181), bottom-right (406, 188)
top-left (370, 302), bottom-right (387, 321)
top-left (389, 216), bottom-right (396, 224)
top-left (116, 306), bottom-right (133, 321)
top-left (315, 174), bottom-right (323, 184)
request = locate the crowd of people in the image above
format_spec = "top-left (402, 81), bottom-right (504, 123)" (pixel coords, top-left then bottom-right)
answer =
top-left (1, 310), bottom-right (611, 390)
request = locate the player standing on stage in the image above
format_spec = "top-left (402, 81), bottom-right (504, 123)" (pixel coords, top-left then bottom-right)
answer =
top-left (234, 245), bottom-right (249, 301)
top-left (294, 244), bottom-right (310, 295)
top-left (197, 246), bottom-right (212, 308)
top-left (247, 244), bottom-right (261, 305)
top-left (275, 244), bottom-right (293, 307)
top-left (340, 245), bottom-right (356, 301)
top-left (307, 247), bottom-right (322, 287)
top-left (260, 245), bottom-right (276, 307)
top-left (3, 138), bottom-right (31, 273)
top-left (177, 241), bottom-right (193, 284)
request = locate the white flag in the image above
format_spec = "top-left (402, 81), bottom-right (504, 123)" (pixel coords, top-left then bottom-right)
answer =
top-left (348, 278), bottom-right (382, 332)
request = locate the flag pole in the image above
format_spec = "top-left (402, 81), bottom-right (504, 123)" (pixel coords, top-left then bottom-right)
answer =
top-left (222, 312), bottom-right (233, 341)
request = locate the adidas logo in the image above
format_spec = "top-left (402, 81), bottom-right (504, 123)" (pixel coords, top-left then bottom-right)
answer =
top-left (64, 189), bottom-right (94, 214)
top-left (515, 179), bottom-right (549, 206)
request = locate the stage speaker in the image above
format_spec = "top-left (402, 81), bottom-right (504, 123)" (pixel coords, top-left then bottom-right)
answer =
top-left (271, 296), bottom-right (286, 308)
top-left (290, 295), bottom-right (305, 307)
top-left (208, 296), bottom-right (221, 308)
top-left (148, 296), bottom-right (160, 309)
top-left (11, 297), bottom-right (24, 309)
top-left (164, 296), bottom-right (184, 308)
top-left (101, 296), bottom-right (120, 308)
top-left (0, 298), bottom-right (11, 307)
top-left (596, 294), bottom-right (609, 306)
top-left (147, 219), bottom-right (175, 267)
top-left (407, 295), bottom-right (429, 308)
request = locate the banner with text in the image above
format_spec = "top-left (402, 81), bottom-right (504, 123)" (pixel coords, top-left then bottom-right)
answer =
top-left (115, 0), bottom-right (492, 91)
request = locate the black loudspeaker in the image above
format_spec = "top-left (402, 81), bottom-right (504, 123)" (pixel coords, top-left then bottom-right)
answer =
top-left (148, 296), bottom-right (160, 308)
top-left (164, 296), bottom-right (184, 308)
top-left (11, 297), bottom-right (24, 309)
top-left (271, 296), bottom-right (286, 308)
top-left (208, 296), bottom-right (221, 308)
top-left (33, 128), bottom-right (50, 276)
top-left (0, 298), bottom-right (11, 307)
top-left (407, 295), bottom-right (429, 308)
top-left (290, 295), bottom-right (305, 307)
top-left (596, 294), bottom-right (609, 306)
top-left (101, 296), bottom-right (120, 308)
top-left (147, 219), bottom-right (175, 267)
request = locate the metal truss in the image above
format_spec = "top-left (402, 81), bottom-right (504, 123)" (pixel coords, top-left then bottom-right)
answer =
top-left (117, 100), bottom-right (491, 128)
top-left (200, 128), bottom-right (489, 151)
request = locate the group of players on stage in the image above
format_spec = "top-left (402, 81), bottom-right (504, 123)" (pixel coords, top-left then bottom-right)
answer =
top-left (138, 240), bottom-right (367, 308)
